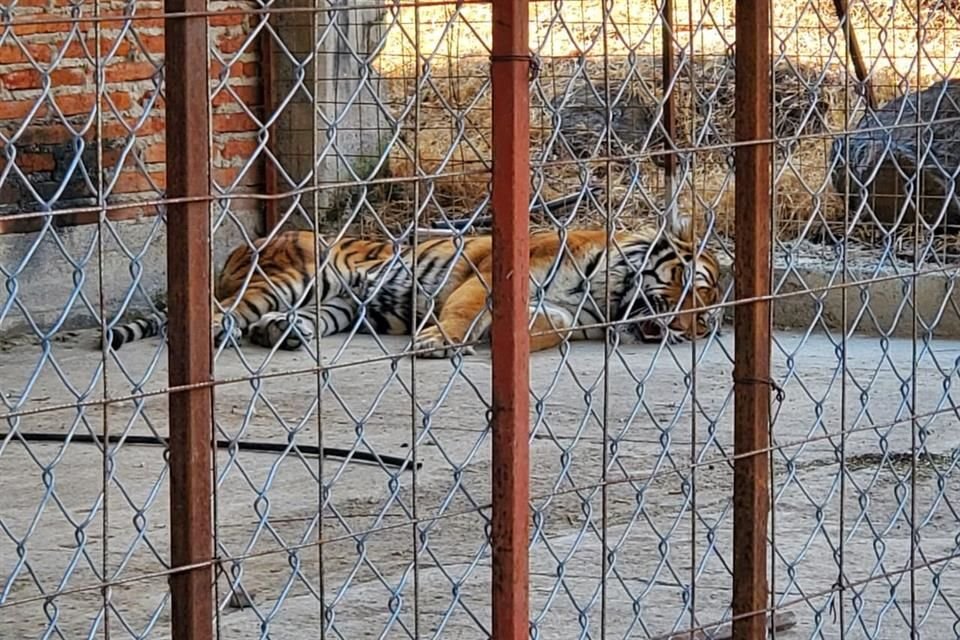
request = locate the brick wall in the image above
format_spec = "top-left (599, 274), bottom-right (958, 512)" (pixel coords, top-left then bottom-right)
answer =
top-left (0, 0), bottom-right (265, 234)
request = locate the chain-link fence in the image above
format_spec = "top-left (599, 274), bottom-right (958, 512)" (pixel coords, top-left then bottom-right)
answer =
top-left (2, 0), bottom-right (959, 637)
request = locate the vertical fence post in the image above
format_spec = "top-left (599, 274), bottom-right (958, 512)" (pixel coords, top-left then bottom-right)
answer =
top-left (260, 28), bottom-right (280, 233)
top-left (733, 1), bottom-right (772, 638)
top-left (659, 0), bottom-right (676, 197)
top-left (164, 0), bottom-right (214, 637)
top-left (489, 0), bottom-right (530, 637)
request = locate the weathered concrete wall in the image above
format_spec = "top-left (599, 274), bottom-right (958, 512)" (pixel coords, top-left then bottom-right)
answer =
top-left (0, 212), bottom-right (260, 339)
top-left (715, 251), bottom-right (960, 338)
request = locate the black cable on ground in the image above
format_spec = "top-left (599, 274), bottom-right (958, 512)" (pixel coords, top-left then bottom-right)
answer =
top-left (2, 431), bottom-right (420, 472)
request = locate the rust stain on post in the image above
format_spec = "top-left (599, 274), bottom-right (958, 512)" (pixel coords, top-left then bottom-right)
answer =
top-left (490, 0), bottom-right (530, 637)
top-left (733, 1), bottom-right (772, 639)
top-left (660, 0), bottom-right (677, 183)
top-left (164, 0), bottom-right (214, 637)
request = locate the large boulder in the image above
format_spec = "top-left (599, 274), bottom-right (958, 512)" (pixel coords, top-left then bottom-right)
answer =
top-left (547, 79), bottom-right (663, 162)
top-left (830, 78), bottom-right (960, 232)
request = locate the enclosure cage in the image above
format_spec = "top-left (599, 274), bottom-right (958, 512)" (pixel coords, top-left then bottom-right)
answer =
top-left (1, 0), bottom-right (960, 638)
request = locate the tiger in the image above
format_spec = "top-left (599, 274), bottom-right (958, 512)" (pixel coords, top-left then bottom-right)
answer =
top-left (357, 219), bottom-right (723, 358)
top-left (229, 219), bottom-right (723, 355)
top-left (105, 219), bottom-right (723, 356)
top-left (104, 230), bottom-right (397, 351)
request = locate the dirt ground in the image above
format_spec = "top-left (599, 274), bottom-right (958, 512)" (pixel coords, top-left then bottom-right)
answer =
top-left (1, 326), bottom-right (958, 639)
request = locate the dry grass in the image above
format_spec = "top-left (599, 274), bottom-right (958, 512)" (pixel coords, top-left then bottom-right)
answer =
top-left (367, 0), bottom-right (960, 241)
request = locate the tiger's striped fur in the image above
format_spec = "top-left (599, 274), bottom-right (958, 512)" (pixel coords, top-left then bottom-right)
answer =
top-left (105, 221), bottom-right (723, 356)
top-left (359, 223), bottom-right (723, 357)
top-left (105, 231), bottom-right (396, 351)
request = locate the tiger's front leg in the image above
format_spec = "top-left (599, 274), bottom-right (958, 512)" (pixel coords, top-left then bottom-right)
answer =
top-left (414, 290), bottom-right (577, 358)
top-left (528, 303), bottom-right (576, 352)
top-left (412, 276), bottom-right (490, 358)
top-left (213, 277), bottom-right (290, 347)
top-left (247, 297), bottom-right (359, 350)
top-left (212, 309), bottom-right (244, 348)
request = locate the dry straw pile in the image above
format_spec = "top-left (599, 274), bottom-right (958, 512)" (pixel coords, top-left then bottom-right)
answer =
top-left (369, 0), bottom-right (960, 244)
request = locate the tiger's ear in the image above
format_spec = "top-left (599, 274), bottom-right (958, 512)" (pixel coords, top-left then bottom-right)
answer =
top-left (669, 214), bottom-right (696, 242)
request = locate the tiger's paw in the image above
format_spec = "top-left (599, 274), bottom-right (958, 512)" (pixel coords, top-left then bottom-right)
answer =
top-left (412, 326), bottom-right (475, 359)
top-left (213, 316), bottom-right (243, 348)
top-left (248, 312), bottom-right (315, 350)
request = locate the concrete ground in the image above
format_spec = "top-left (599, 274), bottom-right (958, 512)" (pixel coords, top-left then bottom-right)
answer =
top-left (0, 326), bottom-right (958, 639)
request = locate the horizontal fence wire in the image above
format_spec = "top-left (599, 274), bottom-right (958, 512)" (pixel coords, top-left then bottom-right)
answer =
top-left (1, 0), bottom-right (959, 638)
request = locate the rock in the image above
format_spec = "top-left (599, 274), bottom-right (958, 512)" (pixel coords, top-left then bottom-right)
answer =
top-left (830, 78), bottom-right (960, 232)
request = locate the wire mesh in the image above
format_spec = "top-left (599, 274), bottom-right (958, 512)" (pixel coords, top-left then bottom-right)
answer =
top-left (1, 0), bottom-right (959, 638)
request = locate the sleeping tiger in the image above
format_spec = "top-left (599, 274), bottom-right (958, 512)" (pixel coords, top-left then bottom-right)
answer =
top-left (105, 219), bottom-right (723, 356)
top-left (363, 220), bottom-right (723, 357)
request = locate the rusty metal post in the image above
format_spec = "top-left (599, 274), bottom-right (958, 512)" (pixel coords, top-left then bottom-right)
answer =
top-left (164, 0), bottom-right (214, 637)
top-left (733, 1), bottom-right (772, 639)
top-left (660, 0), bottom-right (677, 188)
top-left (490, 0), bottom-right (530, 637)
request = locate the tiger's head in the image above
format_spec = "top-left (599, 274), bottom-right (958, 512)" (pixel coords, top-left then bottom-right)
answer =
top-left (617, 224), bottom-right (723, 345)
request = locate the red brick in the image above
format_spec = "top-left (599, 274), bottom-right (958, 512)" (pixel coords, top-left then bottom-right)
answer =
top-left (95, 38), bottom-right (129, 58)
top-left (53, 93), bottom-right (97, 116)
top-left (18, 124), bottom-right (73, 145)
top-left (129, 17), bottom-right (164, 30)
top-left (0, 43), bottom-right (53, 65)
top-left (3, 69), bottom-right (42, 90)
top-left (100, 148), bottom-right (124, 167)
top-left (24, 153), bottom-right (57, 172)
top-left (209, 60), bottom-right (231, 79)
top-left (137, 90), bottom-right (165, 110)
top-left (62, 39), bottom-right (98, 60)
top-left (215, 33), bottom-right (254, 55)
top-left (213, 111), bottom-right (260, 134)
top-left (105, 61), bottom-right (161, 84)
top-left (106, 91), bottom-right (133, 112)
top-left (51, 68), bottom-right (89, 86)
top-left (221, 137), bottom-right (260, 161)
top-left (136, 34), bottom-right (165, 55)
top-left (211, 83), bottom-right (261, 108)
top-left (11, 0), bottom-right (64, 7)
top-left (214, 164), bottom-right (263, 188)
top-left (2, 67), bottom-right (88, 90)
top-left (141, 142), bottom-right (166, 163)
top-left (15, 153), bottom-right (56, 172)
top-left (102, 116), bottom-right (165, 139)
top-left (110, 169), bottom-right (167, 194)
top-left (96, 5), bottom-right (162, 26)
top-left (63, 37), bottom-right (130, 60)
top-left (11, 0), bottom-right (58, 9)
top-left (36, 203), bottom-right (152, 230)
top-left (210, 59), bottom-right (259, 80)
top-left (11, 20), bottom-right (95, 36)
top-left (0, 100), bottom-right (36, 120)
top-left (209, 12), bottom-right (250, 27)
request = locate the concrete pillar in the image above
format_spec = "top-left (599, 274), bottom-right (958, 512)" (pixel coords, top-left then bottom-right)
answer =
top-left (269, 0), bottom-right (389, 230)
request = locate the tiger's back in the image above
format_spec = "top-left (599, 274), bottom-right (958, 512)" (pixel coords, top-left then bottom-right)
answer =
top-left (366, 225), bottom-right (722, 357)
